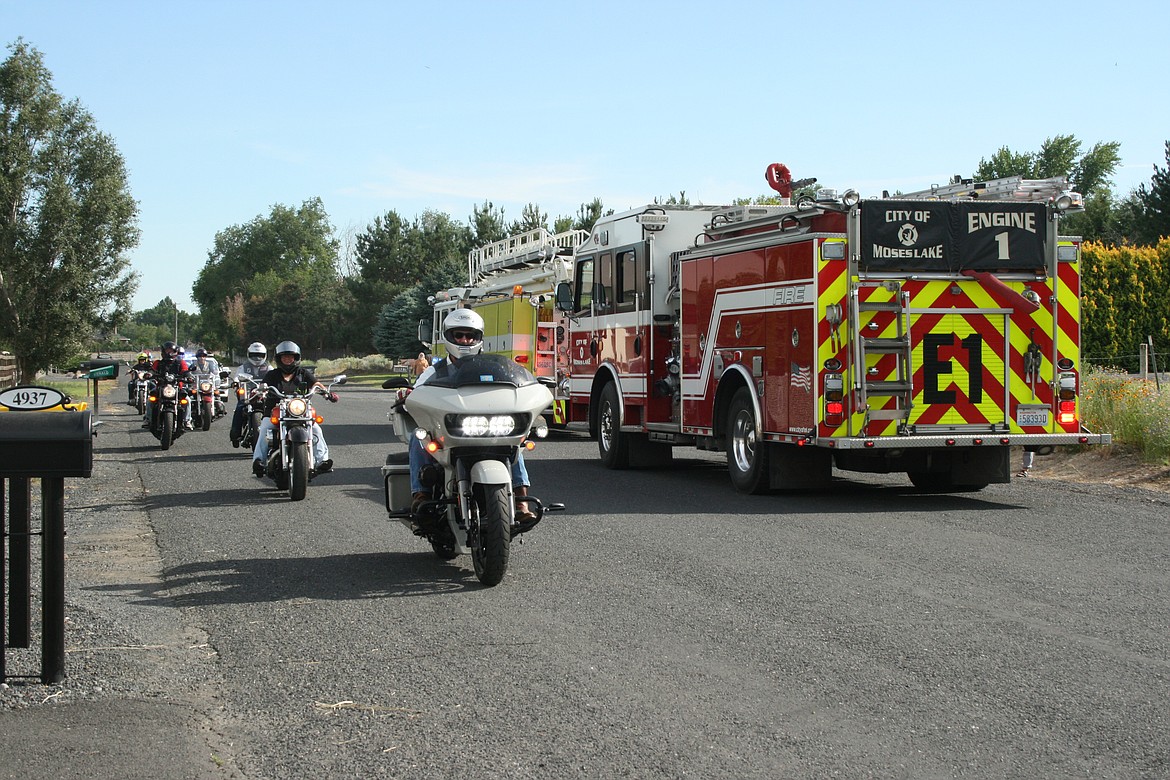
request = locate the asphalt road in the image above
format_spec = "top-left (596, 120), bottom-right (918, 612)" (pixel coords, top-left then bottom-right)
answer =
top-left (3, 381), bottom-right (1169, 779)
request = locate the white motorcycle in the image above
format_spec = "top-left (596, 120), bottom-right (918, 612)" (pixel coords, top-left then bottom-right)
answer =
top-left (382, 353), bottom-right (564, 586)
top-left (261, 375), bottom-right (346, 501)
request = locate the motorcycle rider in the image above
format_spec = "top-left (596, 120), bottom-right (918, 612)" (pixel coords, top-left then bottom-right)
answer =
top-left (190, 347), bottom-right (221, 378)
top-left (402, 308), bottom-right (537, 521)
top-left (230, 341), bottom-right (272, 448)
top-left (127, 351), bottom-right (151, 403)
top-left (145, 341), bottom-right (193, 430)
top-left (188, 348), bottom-right (223, 425)
top-left (251, 340), bottom-right (338, 477)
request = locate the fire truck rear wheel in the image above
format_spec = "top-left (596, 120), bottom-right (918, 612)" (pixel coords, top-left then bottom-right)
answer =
top-left (727, 387), bottom-right (770, 494)
top-left (597, 383), bottom-right (630, 469)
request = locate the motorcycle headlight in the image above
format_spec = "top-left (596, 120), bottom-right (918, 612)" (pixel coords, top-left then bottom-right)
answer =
top-left (199, 380), bottom-right (213, 393)
top-left (447, 414), bottom-right (523, 437)
top-left (287, 398), bottom-right (308, 417)
top-left (162, 385), bottom-right (177, 399)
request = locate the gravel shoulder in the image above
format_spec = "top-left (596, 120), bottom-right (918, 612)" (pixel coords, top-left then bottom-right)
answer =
top-left (0, 399), bottom-right (240, 779)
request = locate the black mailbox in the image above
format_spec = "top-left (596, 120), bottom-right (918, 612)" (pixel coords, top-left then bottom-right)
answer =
top-left (80, 358), bottom-right (120, 378)
top-left (0, 411), bottom-right (93, 478)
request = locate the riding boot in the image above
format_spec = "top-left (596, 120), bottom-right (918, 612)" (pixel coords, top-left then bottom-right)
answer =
top-left (514, 485), bottom-right (537, 522)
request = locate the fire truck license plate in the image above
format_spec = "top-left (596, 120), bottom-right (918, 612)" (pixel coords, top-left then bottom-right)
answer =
top-left (1016, 406), bottom-right (1049, 427)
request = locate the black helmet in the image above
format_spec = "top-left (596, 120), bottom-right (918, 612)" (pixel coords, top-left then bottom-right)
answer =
top-left (274, 340), bottom-right (301, 370)
top-left (196, 348), bottom-right (208, 358)
top-left (161, 341), bottom-right (177, 358)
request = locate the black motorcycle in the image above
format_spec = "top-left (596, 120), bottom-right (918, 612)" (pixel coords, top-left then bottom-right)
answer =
top-left (148, 372), bottom-right (187, 450)
top-left (233, 376), bottom-right (267, 451)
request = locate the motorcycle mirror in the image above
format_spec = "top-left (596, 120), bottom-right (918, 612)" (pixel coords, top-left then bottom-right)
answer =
top-left (332, 375), bottom-right (348, 385)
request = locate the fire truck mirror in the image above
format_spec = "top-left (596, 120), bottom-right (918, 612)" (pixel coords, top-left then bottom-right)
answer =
top-left (554, 282), bottom-right (573, 312)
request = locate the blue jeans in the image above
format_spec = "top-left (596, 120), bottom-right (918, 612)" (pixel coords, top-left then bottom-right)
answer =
top-left (408, 436), bottom-right (529, 494)
top-left (253, 418), bottom-right (330, 464)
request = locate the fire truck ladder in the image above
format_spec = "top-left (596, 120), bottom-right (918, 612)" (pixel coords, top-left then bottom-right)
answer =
top-left (468, 227), bottom-right (589, 284)
top-left (893, 175), bottom-right (1078, 203)
top-left (850, 282), bottom-right (913, 425)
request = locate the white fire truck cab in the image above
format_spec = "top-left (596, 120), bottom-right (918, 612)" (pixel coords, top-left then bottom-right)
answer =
top-left (554, 173), bottom-right (1111, 492)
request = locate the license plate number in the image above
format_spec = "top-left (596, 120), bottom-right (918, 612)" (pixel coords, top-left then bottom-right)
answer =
top-left (1016, 406), bottom-right (1048, 427)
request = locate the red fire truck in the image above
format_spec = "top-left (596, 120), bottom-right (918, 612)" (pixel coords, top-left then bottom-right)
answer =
top-left (552, 170), bottom-right (1111, 492)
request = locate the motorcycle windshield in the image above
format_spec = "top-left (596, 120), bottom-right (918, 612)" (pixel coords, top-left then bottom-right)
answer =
top-left (426, 354), bottom-right (538, 389)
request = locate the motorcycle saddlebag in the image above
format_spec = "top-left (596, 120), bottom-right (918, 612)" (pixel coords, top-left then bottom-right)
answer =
top-left (382, 451), bottom-right (412, 513)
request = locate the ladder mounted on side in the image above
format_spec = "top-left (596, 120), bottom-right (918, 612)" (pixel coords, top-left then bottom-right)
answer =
top-left (849, 281), bottom-right (913, 426)
top-left (890, 175), bottom-right (1081, 206)
top-left (468, 227), bottom-right (589, 284)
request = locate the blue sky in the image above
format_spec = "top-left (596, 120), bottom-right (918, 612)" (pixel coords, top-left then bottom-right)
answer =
top-left (7, 0), bottom-right (1168, 313)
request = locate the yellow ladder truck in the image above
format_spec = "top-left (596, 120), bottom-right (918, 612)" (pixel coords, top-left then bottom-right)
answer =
top-left (429, 227), bottom-right (587, 425)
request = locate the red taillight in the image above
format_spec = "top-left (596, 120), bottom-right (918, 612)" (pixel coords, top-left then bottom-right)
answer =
top-left (826, 401), bottom-right (844, 416)
top-left (1058, 400), bottom-right (1076, 425)
top-left (514, 354), bottom-right (529, 364)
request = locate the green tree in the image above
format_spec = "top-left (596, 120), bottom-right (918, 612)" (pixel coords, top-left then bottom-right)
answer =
top-left (470, 200), bottom-right (508, 246)
top-left (555, 198), bottom-right (607, 234)
top-left (194, 198), bottom-right (338, 351)
top-left (1132, 140), bottom-right (1170, 245)
top-left (974, 134), bottom-right (1121, 199)
top-left (372, 258), bottom-right (465, 359)
top-left (507, 203), bottom-right (548, 235)
top-left (0, 40), bottom-right (139, 380)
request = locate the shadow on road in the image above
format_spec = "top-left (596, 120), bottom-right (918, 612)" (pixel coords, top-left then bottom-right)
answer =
top-left (85, 550), bottom-right (484, 607)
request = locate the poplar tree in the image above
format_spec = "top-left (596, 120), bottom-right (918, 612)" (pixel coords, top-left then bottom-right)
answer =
top-left (0, 40), bottom-right (139, 380)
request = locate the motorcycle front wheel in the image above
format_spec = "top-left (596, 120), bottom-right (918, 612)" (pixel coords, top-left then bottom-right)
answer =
top-left (159, 410), bottom-right (174, 451)
top-left (470, 484), bottom-right (511, 586)
top-left (201, 400), bottom-right (214, 431)
top-left (136, 392), bottom-right (145, 416)
top-left (289, 442), bottom-right (309, 501)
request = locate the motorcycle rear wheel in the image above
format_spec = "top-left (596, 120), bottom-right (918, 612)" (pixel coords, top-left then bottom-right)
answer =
top-left (470, 484), bottom-right (511, 586)
top-left (159, 410), bottom-right (174, 451)
top-left (289, 442), bottom-right (309, 501)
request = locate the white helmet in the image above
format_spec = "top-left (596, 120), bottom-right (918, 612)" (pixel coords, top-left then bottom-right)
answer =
top-left (441, 308), bottom-right (485, 360)
top-left (247, 341), bottom-right (267, 367)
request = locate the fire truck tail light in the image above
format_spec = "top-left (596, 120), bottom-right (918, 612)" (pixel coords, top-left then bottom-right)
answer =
top-left (1058, 387), bottom-right (1076, 401)
top-left (1058, 400), bottom-right (1076, 425)
top-left (825, 401), bottom-right (844, 416)
top-left (514, 354), bottom-right (529, 364)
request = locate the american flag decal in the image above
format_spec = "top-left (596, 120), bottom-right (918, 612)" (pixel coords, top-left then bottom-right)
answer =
top-left (790, 362), bottom-right (812, 391)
